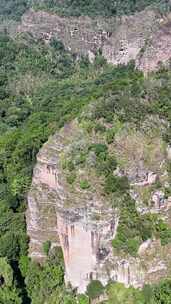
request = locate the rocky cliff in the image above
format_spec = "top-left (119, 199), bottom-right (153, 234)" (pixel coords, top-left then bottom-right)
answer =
top-left (28, 119), bottom-right (171, 293)
top-left (28, 122), bottom-right (118, 293)
top-left (17, 8), bottom-right (171, 72)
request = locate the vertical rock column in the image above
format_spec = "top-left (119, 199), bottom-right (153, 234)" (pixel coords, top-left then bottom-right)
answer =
top-left (27, 134), bottom-right (64, 261)
top-left (57, 215), bottom-right (99, 293)
top-left (27, 127), bottom-right (118, 291)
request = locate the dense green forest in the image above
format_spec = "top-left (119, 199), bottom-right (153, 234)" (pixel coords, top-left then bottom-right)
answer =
top-left (31, 0), bottom-right (171, 17)
top-left (0, 1), bottom-right (171, 303)
top-left (0, 0), bottom-right (170, 21)
top-left (0, 0), bottom-right (28, 21)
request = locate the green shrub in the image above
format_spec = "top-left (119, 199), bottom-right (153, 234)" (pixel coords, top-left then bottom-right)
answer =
top-left (151, 279), bottom-right (171, 303)
top-left (81, 120), bottom-right (95, 134)
top-left (86, 280), bottom-right (104, 299)
top-left (43, 240), bottom-right (51, 256)
top-left (165, 187), bottom-right (171, 198)
top-left (19, 255), bottom-right (30, 277)
top-left (106, 282), bottom-right (145, 304)
top-left (106, 128), bottom-right (116, 144)
top-left (127, 238), bottom-right (140, 256)
top-left (67, 160), bottom-right (75, 171)
top-left (48, 246), bottom-right (64, 266)
top-left (160, 228), bottom-right (171, 245)
top-left (50, 39), bottom-right (65, 51)
top-left (75, 153), bottom-right (87, 166)
top-left (78, 294), bottom-right (89, 304)
top-left (112, 238), bottom-right (125, 251)
top-left (89, 143), bottom-right (108, 156)
top-left (104, 175), bottom-right (129, 194)
top-left (163, 126), bottom-right (171, 143)
top-left (80, 180), bottom-right (90, 190)
top-left (0, 232), bottom-right (20, 260)
top-left (96, 155), bottom-right (117, 177)
top-left (66, 173), bottom-right (76, 184)
top-left (112, 233), bottom-right (141, 256)
top-left (98, 151), bottom-right (108, 162)
top-left (105, 156), bottom-right (117, 174)
top-left (94, 54), bottom-right (107, 68)
top-left (94, 122), bottom-right (106, 133)
top-left (155, 219), bottom-right (171, 245)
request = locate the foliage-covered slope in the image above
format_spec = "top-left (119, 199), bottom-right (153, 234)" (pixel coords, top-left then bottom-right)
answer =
top-left (31, 0), bottom-right (170, 17)
top-left (1, 0), bottom-right (170, 22)
top-left (0, 0), bottom-right (28, 21)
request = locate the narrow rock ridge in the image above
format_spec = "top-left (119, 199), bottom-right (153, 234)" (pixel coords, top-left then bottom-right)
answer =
top-left (28, 121), bottom-right (171, 293)
top-left (17, 8), bottom-right (171, 73)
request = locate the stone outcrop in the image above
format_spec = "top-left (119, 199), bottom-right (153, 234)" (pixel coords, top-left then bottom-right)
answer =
top-left (28, 121), bottom-right (171, 293)
top-left (17, 9), bottom-right (108, 58)
top-left (27, 134), bottom-right (63, 260)
top-left (17, 8), bottom-right (171, 73)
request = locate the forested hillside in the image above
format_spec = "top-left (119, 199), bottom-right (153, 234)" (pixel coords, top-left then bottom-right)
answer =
top-left (0, 0), bottom-right (28, 21)
top-left (0, 0), bottom-right (170, 21)
top-left (0, 1), bottom-right (171, 304)
top-left (31, 0), bottom-right (170, 17)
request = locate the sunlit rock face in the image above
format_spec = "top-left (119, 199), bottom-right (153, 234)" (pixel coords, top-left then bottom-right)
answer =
top-left (18, 8), bottom-right (171, 73)
top-left (57, 214), bottom-right (118, 293)
top-left (57, 216), bottom-right (98, 292)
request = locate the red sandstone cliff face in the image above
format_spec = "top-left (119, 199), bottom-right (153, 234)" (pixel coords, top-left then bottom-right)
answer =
top-left (27, 122), bottom-right (118, 293)
top-left (17, 8), bottom-right (171, 73)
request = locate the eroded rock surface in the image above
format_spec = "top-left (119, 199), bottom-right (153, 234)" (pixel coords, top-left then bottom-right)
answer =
top-left (17, 8), bottom-right (171, 73)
